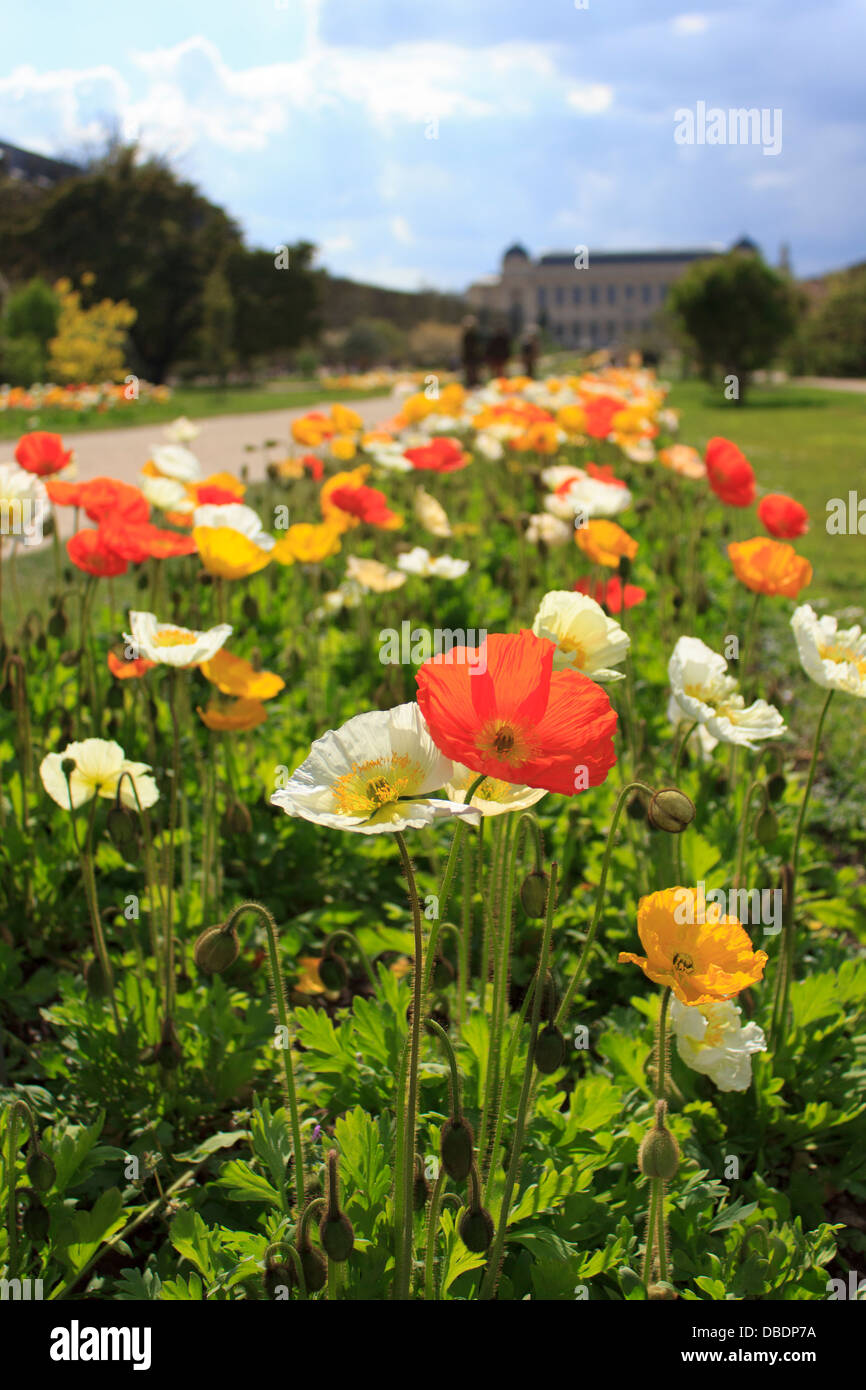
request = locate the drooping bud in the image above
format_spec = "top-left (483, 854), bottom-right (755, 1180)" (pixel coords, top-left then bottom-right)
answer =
top-left (23, 1199), bottom-right (50, 1242)
top-left (533, 1024), bottom-right (566, 1074)
top-left (440, 1116), bottom-right (474, 1182)
top-left (194, 922), bottom-right (240, 975)
top-left (413, 1156), bottom-right (430, 1212)
top-left (767, 772), bottom-right (786, 802)
top-left (519, 869), bottom-right (549, 920)
top-left (263, 1260), bottom-right (293, 1299)
top-left (298, 1244), bottom-right (327, 1292)
top-left (84, 957), bottom-right (108, 998)
top-left (242, 595), bottom-right (260, 624)
top-left (154, 1016), bottom-right (183, 1071)
top-left (638, 1100), bottom-right (680, 1180)
top-left (107, 803), bottom-right (138, 854)
top-left (754, 807), bottom-right (778, 845)
top-left (458, 1204), bottom-right (494, 1253)
top-left (318, 951), bottom-right (348, 992)
top-left (319, 1149), bottom-right (354, 1262)
top-left (47, 604), bottom-right (68, 639)
top-left (647, 787), bottom-right (696, 834)
top-left (539, 970), bottom-right (558, 1024)
top-left (26, 1150), bottom-right (56, 1192)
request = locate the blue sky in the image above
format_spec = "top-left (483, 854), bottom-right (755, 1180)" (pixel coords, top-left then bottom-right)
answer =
top-left (1, 0), bottom-right (863, 289)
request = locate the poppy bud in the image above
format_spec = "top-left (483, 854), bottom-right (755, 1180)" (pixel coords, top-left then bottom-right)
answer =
top-left (767, 772), bottom-right (786, 802)
top-left (60, 756), bottom-right (77, 778)
top-left (440, 1117), bottom-right (474, 1182)
top-left (107, 803), bottom-right (138, 853)
top-left (221, 800), bottom-right (252, 836)
top-left (519, 869), bottom-right (549, 919)
top-left (413, 1157), bottom-right (430, 1212)
top-left (242, 595), bottom-right (260, 623)
top-left (638, 1104), bottom-right (680, 1180)
top-left (299, 1244), bottom-right (327, 1292)
top-left (60, 649), bottom-right (81, 668)
top-left (84, 957), bottom-right (108, 998)
top-left (319, 1211), bottom-right (354, 1262)
top-left (647, 1282), bottom-right (678, 1300)
top-left (136, 571), bottom-right (150, 591)
top-left (618, 555), bottom-right (632, 582)
top-left (48, 606), bottom-right (67, 639)
top-left (754, 807), bottom-right (778, 845)
top-left (155, 1016), bottom-right (183, 1071)
top-left (318, 951), bottom-right (348, 992)
top-left (106, 683), bottom-right (125, 709)
top-left (647, 787), bottom-right (695, 834)
top-left (458, 1204), bottom-right (494, 1253)
top-left (23, 1199), bottom-right (50, 1242)
top-left (26, 1150), bottom-right (55, 1192)
top-left (533, 1024), bottom-right (566, 1074)
top-left (263, 1262), bottom-right (293, 1299)
top-left (194, 923), bottom-right (240, 975)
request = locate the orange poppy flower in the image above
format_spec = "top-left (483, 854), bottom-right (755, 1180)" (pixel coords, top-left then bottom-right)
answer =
top-left (618, 887), bottom-right (768, 1005)
top-left (78, 478), bottom-right (150, 525)
top-left (107, 650), bottom-right (156, 679)
top-left (582, 395), bottom-right (624, 439)
top-left (14, 431), bottom-right (74, 477)
top-left (200, 649), bottom-right (285, 700)
top-left (45, 479), bottom-right (85, 506)
top-left (100, 521), bottom-right (197, 563)
top-left (573, 576), bottom-right (646, 613)
top-left (196, 698), bottom-right (268, 731)
top-left (575, 519), bottom-right (639, 568)
top-left (403, 437), bottom-right (470, 472)
top-left (415, 628), bottom-right (618, 796)
top-left (728, 537), bottom-right (812, 598)
top-left (327, 482), bottom-right (402, 530)
top-left (512, 421), bottom-right (561, 454)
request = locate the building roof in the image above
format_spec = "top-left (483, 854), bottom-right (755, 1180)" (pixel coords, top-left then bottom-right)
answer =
top-left (502, 242), bottom-right (530, 259)
top-left (536, 248), bottom-right (717, 267)
top-left (0, 140), bottom-right (81, 187)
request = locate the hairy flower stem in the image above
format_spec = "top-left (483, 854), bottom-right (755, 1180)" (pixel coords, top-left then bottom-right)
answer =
top-left (394, 832), bottom-right (426, 1300)
top-left (555, 781), bottom-right (656, 1028)
top-left (116, 771), bottom-right (166, 1027)
top-left (733, 779), bottom-right (769, 891)
top-left (423, 1164), bottom-right (447, 1300)
top-left (71, 783), bottom-right (121, 1034)
top-left (479, 862), bottom-right (558, 1300)
top-left (643, 986), bottom-right (673, 1287)
top-left (4, 1101), bottom-right (23, 1278)
top-left (164, 670), bottom-right (183, 1021)
top-left (223, 900), bottom-right (306, 1212)
top-left (771, 688), bottom-right (834, 1048)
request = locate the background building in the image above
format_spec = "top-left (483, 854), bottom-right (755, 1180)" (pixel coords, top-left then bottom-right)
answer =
top-left (466, 240), bottom-right (750, 350)
top-left (0, 140), bottom-right (80, 189)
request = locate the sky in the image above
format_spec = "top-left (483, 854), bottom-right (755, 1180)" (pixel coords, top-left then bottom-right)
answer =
top-left (1, 0), bottom-right (864, 291)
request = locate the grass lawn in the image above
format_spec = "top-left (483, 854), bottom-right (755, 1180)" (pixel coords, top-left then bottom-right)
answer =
top-left (0, 381), bottom-right (389, 441)
top-left (667, 379), bottom-right (865, 603)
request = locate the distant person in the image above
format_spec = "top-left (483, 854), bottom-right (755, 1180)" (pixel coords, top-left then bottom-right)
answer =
top-left (521, 324), bottom-right (540, 379)
top-left (486, 324), bottom-right (511, 380)
top-left (460, 315), bottom-right (483, 388)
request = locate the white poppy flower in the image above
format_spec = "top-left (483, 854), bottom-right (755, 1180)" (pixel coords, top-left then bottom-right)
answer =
top-left (125, 611), bottom-right (232, 668)
top-left (791, 604), bottom-right (866, 697)
top-left (666, 694), bottom-right (718, 758)
top-left (444, 762), bottom-right (546, 817)
top-left (345, 555), bottom-right (406, 593)
top-left (162, 416), bottom-right (200, 444)
top-left (551, 476), bottom-right (632, 520)
top-left (668, 636), bottom-right (786, 748)
top-left (0, 462), bottom-right (48, 546)
top-left (369, 444), bottom-right (413, 472)
top-left (140, 473), bottom-right (188, 513)
top-left (532, 590), bottom-right (630, 681)
top-left (526, 513), bottom-right (572, 547)
top-left (475, 431), bottom-right (505, 461)
top-left (271, 702), bottom-right (482, 835)
top-left (40, 738), bottom-right (159, 811)
top-left (149, 444), bottom-right (201, 482)
top-left (192, 502), bottom-right (275, 551)
top-left (396, 546), bottom-right (469, 579)
top-left (414, 487), bottom-right (452, 538)
top-left (621, 439), bottom-right (656, 464)
top-left (541, 464), bottom-right (587, 493)
top-left (670, 998), bottom-right (767, 1092)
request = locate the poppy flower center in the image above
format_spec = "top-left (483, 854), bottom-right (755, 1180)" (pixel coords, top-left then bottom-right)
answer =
top-left (331, 754), bottom-right (420, 816)
top-left (820, 641), bottom-right (866, 676)
top-left (156, 628), bottom-right (198, 647)
top-left (475, 718), bottom-right (533, 767)
top-left (673, 952), bottom-right (695, 975)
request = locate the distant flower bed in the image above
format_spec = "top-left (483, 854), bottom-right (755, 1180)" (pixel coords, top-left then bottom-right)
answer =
top-left (0, 380), bottom-right (171, 414)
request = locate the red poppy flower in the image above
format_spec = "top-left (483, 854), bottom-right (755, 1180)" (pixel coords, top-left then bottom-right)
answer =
top-left (705, 437), bottom-right (756, 507)
top-left (107, 650), bottom-right (156, 679)
top-left (67, 529), bottom-right (128, 577)
top-left (328, 484), bottom-right (401, 529)
top-left (78, 478), bottom-right (150, 525)
top-left (195, 484), bottom-right (243, 506)
top-left (415, 629), bottom-right (618, 796)
top-left (573, 576), bottom-right (647, 614)
top-left (582, 396), bottom-right (623, 440)
top-left (757, 492), bottom-right (809, 539)
top-left (14, 431), bottom-right (74, 476)
top-left (100, 521), bottom-right (198, 563)
top-left (45, 479), bottom-right (86, 506)
top-left (403, 437), bottom-right (469, 473)
top-left (586, 461), bottom-right (627, 489)
top-left (302, 453), bottom-right (324, 482)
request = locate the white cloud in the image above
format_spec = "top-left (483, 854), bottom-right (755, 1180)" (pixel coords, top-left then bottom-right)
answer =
top-left (671, 14), bottom-right (711, 36)
top-left (566, 83), bottom-right (614, 115)
top-left (390, 215), bottom-right (413, 245)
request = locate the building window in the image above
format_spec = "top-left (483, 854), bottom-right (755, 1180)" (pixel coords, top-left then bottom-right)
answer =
top-left (607, 285), bottom-right (616, 305)
top-left (590, 286), bottom-right (599, 305)
top-left (606, 320), bottom-right (616, 339)
top-left (589, 321), bottom-right (599, 344)
top-left (659, 284), bottom-right (668, 301)
top-left (572, 321), bottom-right (582, 341)
top-left (642, 284), bottom-right (652, 304)
top-left (554, 287), bottom-right (564, 306)
top-left (625, 285), bottom-right (634, 300)
top-left (572, 286), bottom-right (582, 304)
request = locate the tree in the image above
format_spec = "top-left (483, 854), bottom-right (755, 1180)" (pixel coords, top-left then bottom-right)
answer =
top-left (0, 143), bottom-right (242, 382)
top-left (668, 251), bottom-right (800, 404)
top-left (788, 266), bottom-right (866, 378)
top-left (0, 275), bottom-right (60, 383)
top-left (226, 241), bottom-right (321, 371)
top-left (342, 317), bottom-right (407, 370)
top-left (197, 263), bottom-right (236, 386)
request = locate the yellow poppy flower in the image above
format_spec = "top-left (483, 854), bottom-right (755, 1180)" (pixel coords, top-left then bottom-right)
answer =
top-left (330, 433), bottom-right (357, 461)
top-left (330, 403), bottom-right (363, 434)
top-left (272, 521), bottom-right (343, 564)
top-left (200, 649), bottom-right (285, 701)
top-left (193, 526), bottom-right (274, 580)
top-left (618, 887), bottom-right (768, 1005)
top-left (575, 519), bottom-right (639, 569)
